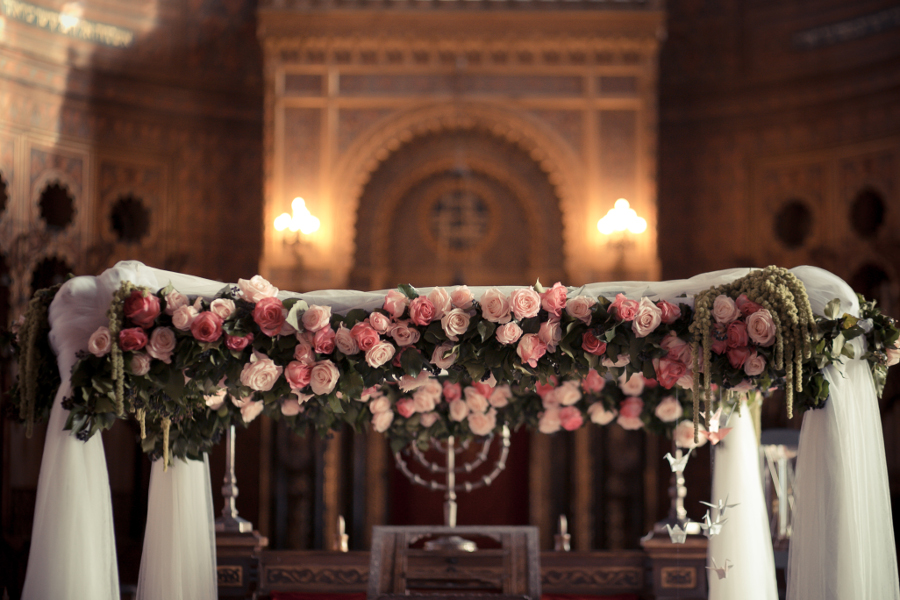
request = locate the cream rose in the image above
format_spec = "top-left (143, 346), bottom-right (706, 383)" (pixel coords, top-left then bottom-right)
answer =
top-left (210, 298), bottom-right (235, 320)
top-left (619, 372), bottom-right (645, 396)
top-left (88, 326), bottom-right (112, 357)
top-left (310, 360), bottom-right (340, 395)
top-left (427, 287), bottom-right (452, 320)
top-left (365, 341), bottom-right (396, 368)
top-left (489, 385), bottom-right (512, 408)
top-left (372, 410), bottom-right (394, 433)
top-left (240, 351), bottom-right (283, 392)
top-left (238, 275), bottom-right (279, 303)
top-left (241, 400), bottom-right (265, 423)
top-left (369, 312), bottom-right (391, 334)
top-left (510, 288), bottom-right (541, 320)
top-left (390, 321), bottom-right (421, 347)
top-left (712, 295), bottom-right (741, 324)
top-left (302, 304), bottom-right (332, 333)
top-left (450, 286), bottom-right (475, 310)
top-left (164, 290), bottom-right (189, 315)
top-left (464, 387), bottom-right (489, 413)
top-left (565, 295), bottom-right (596, 325)
top-left (130, 352), bottom-right (151, 376)
top-left (369, 396), bottom-right (391, 414)
top-left (744, 351), bottom-right (766, 376)
top-left (495, 322), bottom-right (523, 345)
top-left (674, 420), bottom-right (708, 449)
top-left (468, 409), bottom-right (497, 436)
top-left (281, 398), bottom-right (303, 416)
top-left (413, 389), bottom-right (437, 413)
top-left (449, 399), bottom-right (469, 422)
top-left (431, 342), bottom-right (457, 369)
top-left (539, 319), bottom-right (562, 352)
top-left (146, 327), bottom-right (176, 364)
top-left (172, 305), bottom-right (199, 331)
top-left (335, 325), bottom-right (359, 355)
top-left (602, 353), bottom-right (631, 368)
top-left (441, 308), bottom-right (471, 341)
top-left (538, 407), bottom-right (561, 434)
top-left (587, 402), bottom-right (617, 425)
top-left (632, 297), bottom-right (662, 338)
top-left (887, 345), bottom-right (900, 367)
top-left (654, 396), bottom-right (683, 422)
top-left (419, 412), bottom-right (440, 428)
top-left (747, 309), bottom-right (777, 346)
top-left (480, 288), bottom-right (512, 324)
top-left (205, 388), bottom-right (227, 410)
top-left (556, 381), bottom-right (582, 406)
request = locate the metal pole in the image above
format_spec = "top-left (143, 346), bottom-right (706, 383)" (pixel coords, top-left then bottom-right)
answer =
top-left (215, 424), bottom-right (253, 533)
top-left (445, 435), bottom-right (457, 528)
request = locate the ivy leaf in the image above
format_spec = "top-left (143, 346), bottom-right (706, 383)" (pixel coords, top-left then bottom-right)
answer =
top-left (285, 300), bottom-right (309, 331)
top-left (398, 284), bottom-right (419, 300)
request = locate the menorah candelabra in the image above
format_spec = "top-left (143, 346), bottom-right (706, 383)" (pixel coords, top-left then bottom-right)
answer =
top-left (394, 425), bottom-right (511, 551)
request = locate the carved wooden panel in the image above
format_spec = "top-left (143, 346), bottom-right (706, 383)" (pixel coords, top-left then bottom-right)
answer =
top-left (282, 107), bottom-right (322, 204)
top-left (338, 109), bottom-right (397, 156)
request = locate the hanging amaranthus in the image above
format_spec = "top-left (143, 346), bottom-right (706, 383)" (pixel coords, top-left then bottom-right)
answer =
top-left (108, 281), bottom-right (140, 417)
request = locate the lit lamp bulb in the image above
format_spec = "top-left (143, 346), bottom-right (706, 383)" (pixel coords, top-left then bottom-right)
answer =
top-left (597, 199), bottom-right (647, 236)
top-left (273, 197), bottom-right (320, 236)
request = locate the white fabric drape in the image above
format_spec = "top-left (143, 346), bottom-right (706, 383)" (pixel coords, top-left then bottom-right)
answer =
top-left (707, 401), bottom-right (778, 600)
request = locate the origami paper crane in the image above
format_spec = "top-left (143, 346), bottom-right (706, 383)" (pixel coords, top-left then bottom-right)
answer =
top-left (700, 494), bottom-right (740, 518)
top-left (700, 426), bottom-right (733, 445)
top-left (665, 523), bottom-right (689, 544)
top-left (663, 448), bottom-right (692, 473)
top-left (707, 557), bottom-right (733, 580)
top-left (700, 510), bottom-right (727, 537)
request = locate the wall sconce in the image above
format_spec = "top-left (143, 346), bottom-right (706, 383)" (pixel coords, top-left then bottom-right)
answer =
top-left (274, 197), bottom-right (320, 243)
top-left (597, 198), bottom-right (646, 279)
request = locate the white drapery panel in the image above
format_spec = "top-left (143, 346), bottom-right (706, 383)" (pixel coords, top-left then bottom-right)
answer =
top-left (707, 401), bottom-right (778, 600)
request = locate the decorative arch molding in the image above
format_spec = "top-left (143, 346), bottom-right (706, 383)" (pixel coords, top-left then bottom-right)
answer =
top-left (329, 102), bottom-right (585, 287)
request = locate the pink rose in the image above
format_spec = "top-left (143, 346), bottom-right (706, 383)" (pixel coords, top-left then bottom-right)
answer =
top-left (124, 289), bottom-right (161, 329)
top-left (711, 324), bottom-right (727, 354)
top-left (413, 389), bottom-right (437, 413)
top-left (538, 408), bottom-right (561, 433)
top-left (281, 398), bottom-right (303, 416)
top-left (420, 412), bottom-right (440, 428)
top-left (431, 342), bottom-right (457, 369)
top-left (237, 275), bottom-right (278, 303)
top-left (556, 381), bottom-right (582, 406)
top-left (396, 398), bottom-right (416, 419)
top-left (226, 333), bottom-right (253, 351)
top-left (468, 409), bottom-right (497, 436)
top-left (660, 332), bottom-right (692, 364)
top-left (489, 385), bottom-right (512, 408)
top-left (516, 333), bottom-right (547, 368)
top-left (210, 298), bottom-right (235, 320)
top-left (314, 326), bottom-right (336, 354)
top-left (383, 290), bottom-right (409, 319)
top-left (449, 399), bottom-right (469, 422)
top-left (409, 297), bottom-right (436, 326)
top-left (732, 379), bottom-right (754, 393)
top-left (472, 380), bottom-right (494, 398)
top-left (712, 295), bottom-right (741, 324)
top-left (653, 357), bottom-right (688, 389)
top-left (285, 361), bottom-right (312, 389)
top-left (619, 372), bottom-right (645, 396)
top-left (541, 282), bottom-right (567, 317)
top-left (735, 294), bottom-right (763, 316)
top-left (610, 294), bottom-right (639, 321)
top-left (172, 305), bottom-right (198, 331)
top-left (372, 410), bottom-right (394, 433)
top-left (581, 331), bottom-right (607, 356)
top-left (441, 308), bottom-right (471, 341)
top-left (747, 309), bottom-right (776, 347)
top-left (253, 297), bottom-right (285, 336)
top-left (450, 286), bottom-right (474, 310)
top-left (582, 369), bottom-right (606, 393)
top-left (241, 400), bottom-right (265, 423)
top-left (146, 327), bottom-right (176, 363)
top-left (565, 295), bottom-right (595, 325)
top-left (119, 327), bottom-right (148, 351)
top-left (443, 381), bottom-right (462, 401)
top-left (542, 388), bottom-right (561, 409)
top-left (464, 387), bottom-right (489, 413)
top-left (510, 288), bottom-right (542, 321)
top-left (88, 326), bottom-right (112, 357)
top-left (240, 351), bottom-right (283, 392)
top-left (369, 396), bottom-right (391, 414)
top-left (535, 379), bottom-right (557, 400)
top-left (390, 321), bottom-right (421, 347)
top-left (365, 341), bottom-right (396, 368)
top-left (191, 311), bottom-right (224, 343)
top-left (654, 396), bottom-right (683, 422)
top-left (657, 300), bottom-right (682, 324)
top-left (164, 290), bottom-right (189, 315)
top-left (310, 360), bottom-right (340, 395)
top-left (617, 397), bottom-right (644, 430)
top-left (351, 322), bottom-right (380, 351)
top-left (744, 351), bottom-right (766, 376)
top-left (302, 304), bottom-right (332, 333)
top-left (335, 325), bottom-right (359, 355)
top-left (293, 340), bottom-right (315, 365)
top-left (559, 406), bottom-right (584, 431)
top-left (539, 318), bottom-right (562, 352)
top-left (727, 346), bottom-right (751, 369)
top-left (632, 297), bottom-right (662, 338)
top-left (496, 322), bottom-right (523, 345)
top-left (480, 288), bottom-right (512, 324)
top-left (205, 388), bottom-right (227, 410)
top-left (427, 287), bottom-right (452, 320)
top-left (886, 346), bottom-right (900, 367)
top-left (130, 352), bottom-right (151, 375)
top-left (368, 312), bottom-right (391, 334)
top-left (588, 402), bottom-right (616, 425)
top-left (674, 420), bottom-right (707, 449)
top-left (726, 321), bottom-right (748, 349)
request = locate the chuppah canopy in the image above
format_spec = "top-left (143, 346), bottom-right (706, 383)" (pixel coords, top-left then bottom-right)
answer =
top-left (9, 261), bottom-right (900, 600)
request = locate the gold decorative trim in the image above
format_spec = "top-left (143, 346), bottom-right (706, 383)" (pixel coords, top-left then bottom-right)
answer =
top-left (542, 566), bottom-right (642, 589)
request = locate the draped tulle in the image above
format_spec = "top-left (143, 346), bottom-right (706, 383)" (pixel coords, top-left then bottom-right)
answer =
top-left (707, 401), bottom-right (778, 600)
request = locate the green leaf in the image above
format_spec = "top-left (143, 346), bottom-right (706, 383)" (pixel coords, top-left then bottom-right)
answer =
top-left (534, 279), bottom-right (545, 294)
top-left (285, 300), bottom-right (310, 331)
top-left (401, 349), bottom-right (426, 376)
top-left (831, 332), bottom-right (845, 357)
top-left (328, 394), bottom-right (344, 414)
top-left (398, 284), bottom-right (419, 300)
top-left (477, 321), bottom-right (496, 344)
top-left (344, 309), bottom-right (370, 327)
top-left (824, 298), bottom-right (841, 320)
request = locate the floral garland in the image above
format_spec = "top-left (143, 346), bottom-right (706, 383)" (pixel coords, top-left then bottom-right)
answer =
top-left (3, 268), bottom-right (896, 463)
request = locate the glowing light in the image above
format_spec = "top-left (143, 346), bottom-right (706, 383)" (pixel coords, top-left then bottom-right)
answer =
top-left (274, 197), bottom-right (320, 236)
top-left (59, 2), bottom-right (83, 32)
top-left (597, 198), bottom-right (647, 236)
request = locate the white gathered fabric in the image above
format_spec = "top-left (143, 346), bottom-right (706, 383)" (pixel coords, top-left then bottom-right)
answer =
top-left (707, 401), bottom-right (778, 600)
top-left (23, 261), bottom-right (899, 598)
top-left (136, 455), bottom-right (217, 600)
